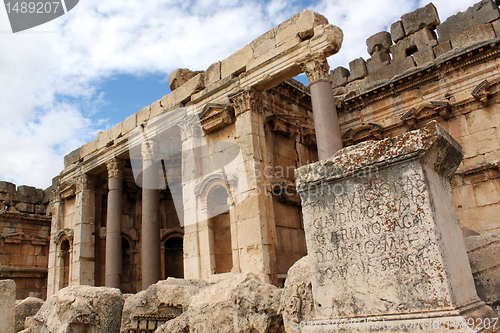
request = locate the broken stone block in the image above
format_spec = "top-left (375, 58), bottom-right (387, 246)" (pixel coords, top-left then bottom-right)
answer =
top-left (366, 31), bottom-right (392, 55)
top-left (221, 44), bottom-right (253, 79)
top-left (172, 73), bottom-right (205, 104)
top-left (0, 280), bottom-right (15, 333)
top-left (295, 10), bottom-right (329, 38)
top-left (30, 286), bottom-right (125, 333)
top-left (412, 47), bottom-right (435, 66)
top-left (35, 205), bottom-right (46, 215)
top-left (348, 57), bottom-right (368, 81)
top-left (451, 23), bottom-right (496, 49)
top-left (434, 41), bottom-right (452, 58)
top-left (390, 20), bottom-right (405, 43)
top-left (279, 256), bottom-right (314, 333)
top-left (329, 67), bottom-right (349, 88)
top-left (295, 121), bottom-right (496, 330)
top-left (390, 28), bottom-right (436, 66)
top-left (437, 0), bottom-right (500, 43)
top-left (368, 56), bottom-right (415, 82)
top-left (366, 50), bottom-right (391, 74)
top-left (17, 186), bottom-right (36, 197)
top-left (401, 3), bottom-right (440, 36)
top-left (204, 61), bottom-right (221, 87)
top-left (465, 233), bottom-right (500, 307)
top-left (156, 272), bottom-right (283, 333)
top-left (136, 105), bottom-right (151, 125)
top-left (169, 68), bottom-right (204, 91)
top-left (492, 18), bottom-right (500, 36)
top-left (15, 203), bottom-right (34, 214)
top-left (122, 113), bottom-right (137, 135)
top-left (63, 148), bottom-right (81, 168)
top-left (120, 278), bottom-right (209, 333)
top-left (0, 181), bottom-right (16, 193)
top-left (15, 297), bottom-right (44, 333)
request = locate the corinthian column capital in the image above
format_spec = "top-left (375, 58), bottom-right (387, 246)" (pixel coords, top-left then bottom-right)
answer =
top-left (141, 140), bottom-right (159, 161)
top-left (300, 54), bottom-right (330, 84)
top-left (106, 158), bottom-right (123, 179)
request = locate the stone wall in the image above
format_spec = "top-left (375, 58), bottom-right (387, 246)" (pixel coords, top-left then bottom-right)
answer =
top-left (0, 182), bottom-right (51, 299)
top-left (331, 0), bottom-right (500, 236)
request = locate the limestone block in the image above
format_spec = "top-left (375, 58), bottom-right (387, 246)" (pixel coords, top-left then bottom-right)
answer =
top-left (108, 122), bottom-right (122, 141)
top-left (204, 61), bottom-right (221, 87)
top-left (465, 233), bottom-right (500, 306)
top-left (35, 205), bottom-right (46, 215)
top-left (150, 99), bottom-right (164, 119)
top-left (295, 121), bottom-right (497, 328)
top-left (451, 23), bottom-right (496, 49)
top-left (122, 113), bottom-right (137, 135)
top-left (63, 147), bottom-right (81, 168)
top-left (366, 31), bottom-right (392, 55)
top-left (30, 286), bottom-right (124, 333)
top-left (160, 92), bottom-right (176, 110)
top-left (329, 66), bottom-right (349, 88)
top-left (136, 105), bottom-right (151, 125)
top-left (390, 20), bottom-right (405, 43)
top-left (17, 186), bottom-right (36, 197)
top-left (172, 73), bottom-right (205, 104)
top-left (15, 202), bottom-right (34, 213)
top-left (401, 3), bottom-right (440, 36)
top-left (169, 68), bottom-right (203, 91)
top-left (0, 279), bottom-right (15, 333)
top-left (413, 47), bottom-right (435, 66)
top-left (253, 37), bottom-right (276, 58)
top-left (0, 181), bottom-right (16, 193)
top-left (348, 57), bottom-right (368, 82)
top-left (434, 41), bottom-right (452, 58)
top-left (296, 10), bottom-right (328, 36)
top-left (279, 256), bottom-right (314, 333)
top-left (221, 44), bottom-right (253, 79)
top-left (156, 272), bottom-right (283, 333)
top-left (492, 18), bottom-right (500, 36)
top-left (366, 50), bottom-right (391, 74)
top-left (120, 278), bottom-right (209, 333)
top-left (15, 297), bottom-right (44, 333)
top-left (437, 0), bottom-right (500, 43)
top-left (80, 139), bottom-right (98, 157)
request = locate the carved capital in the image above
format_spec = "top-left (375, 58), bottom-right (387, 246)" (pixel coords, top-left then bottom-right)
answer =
top-left (106, 158), bottom-right (123, 178)
top-left (229, 88), bottom-right (262, 117)
top-left (300, 54), bottom-right (330, 83)
top-left (75, 173), bottom-right (95, 193)
top-left (141, 140), bottom-right (159, 161)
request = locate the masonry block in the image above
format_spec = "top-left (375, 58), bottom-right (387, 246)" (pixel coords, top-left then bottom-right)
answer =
top-left (15, 202), bottom-right (34, 213)
top-left (390, 20), bottom-right (405, 43)
top-left (64, 147), bottom-right (81, 168)
top-left (368, 56), bottom-right (415, 82)
top-left (437, 0), bottom-right (500, 43)
top-left (205, 61), bottom-right (221, 87)
top-left (136, 105), bottom-right (151, 125)
top-left (330, 67), bottom-right (350, 88)
top-left (366, 50), bottom-right (391, 74)
top-left (0, 181), bottom-right (15, 193)
top-left (492, 18), bottom-right (500, 36)
top-left (173, 73), bottom-right (205, 104)
top-left (221, 44), bottom-right (253, 79)
top-left (451, 23), bottom-right (496, 48)
top-left (366, 31), bottom-right (392, 55)
top-left (80, 139), bottom-right (98, 158)
top-left (0, 280), bottom-right (15, 333)
top-left (401, 3), bottom-right (440, 36)
top-left (17, 186), bottom-right (36, 197)
top-left (169, 68), bottom-right (204, 91)
top-left (122, 113), bottom-right (137, 135)
top-left (35, 205), bottom-right (46, 215)
top-left (348, 57), bottom-right (368, 81)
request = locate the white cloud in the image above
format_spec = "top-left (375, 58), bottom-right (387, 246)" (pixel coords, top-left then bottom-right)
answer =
top-left (0, 0), bottom-right (486, 189)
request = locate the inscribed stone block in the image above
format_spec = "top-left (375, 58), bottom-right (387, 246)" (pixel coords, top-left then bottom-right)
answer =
top-left (295, 121), bottom-right (496, 331)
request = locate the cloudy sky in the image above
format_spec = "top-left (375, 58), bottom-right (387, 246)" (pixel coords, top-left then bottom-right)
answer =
top-left (0, 0), bottom-right (480, 189)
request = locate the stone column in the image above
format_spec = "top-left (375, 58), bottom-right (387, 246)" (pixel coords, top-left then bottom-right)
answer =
top-left (105, 158), bottom-right (123, 288)
top-left (302, 54), bottom-right (343, 160)
top-left (0, 280), bottom-right (15, 333)
top-left (141, 140), bottom-right (161, 289)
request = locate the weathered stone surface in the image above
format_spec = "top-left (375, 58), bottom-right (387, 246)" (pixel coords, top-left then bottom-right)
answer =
top-left (63, 148), bottom-right (81, 168)
top-left (169, 68), bottom-right (204, 91)
top-left (492, 17), bottom-right (500, 36)
top-left (451, 23), bottom-right (496, 48)
top-left (366, 31), bottom-right (392, 55)
top-left (122, 113), bottom-right (137, 135)
top-left (401, 3), bottom-right (440, 36)
top-left (348, 57), bottom-right (367, 82)
top-left (437, 0), bottom-right (500, 43)
top-left (172, 73), bottom-right (205, 104)
top-left (330, 67), bottom-right (349, 88)
top-left (17, 186), bottom-right (36, 197)
top-left (462, 226), bottom-right (481, 237)
top-left (136, 105), bottom-right (151, 125)
top-left (391, 27), bottom-right (437, 65)
top-left (80, 139), bottom-right (98, 158)
top-left (30, 286), bottom-right (125, 333)
top-left (295, 121), bottom-right (496, 329)
top-left (205, 61), bottom-right (222, 87)
top-left (434, 40), bottom-right (452, 58)
top-left (0, 279), bottom-right (16, 333)
top-left (120, 278), bottom-right (209, 333)
top-left (279, 256), bottom-right (314, 333)
top-left (390, 20), bottom-right (405, 43)
top-left (15, 297), bottom-right (44, 333)
top-left (366, 50), bottom-right (391, 74)
top-left (221, 44), bottom-right (253, 79)
top-left (15, 203), bottom-right (34, 214)
top-left (155, 272), bottom-right (283, 333)
top-left (0, 181), bottom-right (16, 193)
top-left (465, 233), bottom-right (500, 306)
top-left (35, 205), bottom-right (46, 215)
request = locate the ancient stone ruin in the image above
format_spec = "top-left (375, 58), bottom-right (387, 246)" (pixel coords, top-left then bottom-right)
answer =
top-left (2, 0), bottom-right (500, 332)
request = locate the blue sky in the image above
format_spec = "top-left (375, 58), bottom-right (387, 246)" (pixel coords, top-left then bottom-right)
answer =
top-left (0, 0), bottom-right (481, 188)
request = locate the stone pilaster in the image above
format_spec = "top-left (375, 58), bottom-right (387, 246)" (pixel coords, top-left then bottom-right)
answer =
top-left (141, 140), bottom-right (161, 289)
top-left (301, 53), bottom-right (343, 160)
top-left (105, 158), bottom-right (123, 288)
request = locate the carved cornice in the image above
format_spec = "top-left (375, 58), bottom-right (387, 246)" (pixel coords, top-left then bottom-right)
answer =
top-left (229, 88), bottom-right (262, 117)
top-left (472, 79), bottom-right (490, 105)
top-left (194, 173), bottom-right (237, 197)
top-left (55, 229), bottom-right (74, 245)
top-left (106, 158), bottom-right (123, 178)
top-left (75, 173), bottom-right (96, 193)
top-left (141, 140), bottom-right (159, 161)
top-left (199, 103), bottom-right (236, 133)
top-left (300, 53), bottom-right (330, 83)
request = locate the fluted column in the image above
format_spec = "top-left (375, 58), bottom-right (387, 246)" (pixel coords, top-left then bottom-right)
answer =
top-left (141, 140), bottom-right (161, 289)
top-left (302, 54), bottom-right (343, 160)
top-left (105, 158), bottom-right (123, 288)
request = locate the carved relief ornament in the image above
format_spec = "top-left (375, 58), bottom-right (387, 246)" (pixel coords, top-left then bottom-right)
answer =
top-left (106, 158), bottom-right (123, 178)
top-left (300, 54), bottom-right (330, 83)
top-left (141, 140), bottom-right (159, 161)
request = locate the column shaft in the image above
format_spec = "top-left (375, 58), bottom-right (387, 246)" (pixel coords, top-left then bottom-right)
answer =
top-left (105, 176), bottom-right (123, 288)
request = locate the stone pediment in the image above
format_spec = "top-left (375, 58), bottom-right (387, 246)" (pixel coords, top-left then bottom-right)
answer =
top-left (2, 232), bottom-right (23, 243)
top-left (401, 101), bottom-right (451, 129)
top-left (29, 233), bottom-right (49, 245)
top-left (199, 103), bottom-right (235, 133)
top-left (59, 181), bottom-right (75, 200)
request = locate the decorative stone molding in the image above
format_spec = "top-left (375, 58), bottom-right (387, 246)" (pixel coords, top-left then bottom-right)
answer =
top-left (106, 158), bottom-right (124, 179)
top-left (229, 88), bottom-right (262, 117)
top-left (199, 103), bottom-right (236, 133)
top-left (472, 79), bottom-right (490, 105)
top-left (141, 140), bottom-right (159, 161)
top-left (267, 115), bottom-right (300, 137)
top-left (58, 181), bottom-right (75, 199)
top-left (75, 173), bottom-right (95, 193)
top-left (194, 173), bottom-right (237, 197)
top-left (300, 53), bottom-right (330, 84)
top-left (401, 102), bottom-right (453, 129)
top-left (54, 229), bottom-right (74, 245)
